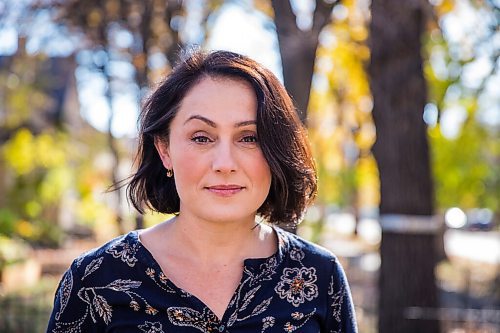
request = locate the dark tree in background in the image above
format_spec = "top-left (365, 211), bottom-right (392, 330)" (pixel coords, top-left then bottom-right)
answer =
top-left (368, 0), bottom-right (440, 332)
top-left (271, 0), bottom-right (338, 124)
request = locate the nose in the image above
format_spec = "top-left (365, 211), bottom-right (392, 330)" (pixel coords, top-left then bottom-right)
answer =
top-left (212, 140), bottom-right (237, 173)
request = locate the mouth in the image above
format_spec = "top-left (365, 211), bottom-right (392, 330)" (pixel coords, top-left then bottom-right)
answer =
top-left (205, 184), bottom-right (245, 196)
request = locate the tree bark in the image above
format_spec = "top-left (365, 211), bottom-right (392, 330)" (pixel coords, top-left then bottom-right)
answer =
top-left (271, 0), bottom-right (336, 124)
top-left (368, 0), bottom-right (440, 332)
top-left (98, 24), bottom-right (125, 235)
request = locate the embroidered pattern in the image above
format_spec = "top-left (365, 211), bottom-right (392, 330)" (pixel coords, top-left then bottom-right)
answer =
top-left (138, 321), bottom-right (164, 333)
top-left (105, 238), bottom-right (139, 267)
top-left (55, 269), bottom-right (73, 320)
top-left (275, 266), bottom-right (318, 307)
top-left (82, 257), bottom-right (103, 280)
top-left (145, 267), bottom-right (179, 295)
top-left (261, 316), bottom-right (275, 332)
top-left (48, 229), bottom-right (357, 332)
top-left (167, 307), bottom-right (220, 332)
top-left (283, 308), bottom-right (316, 332)
top-left (329, 274), bottom-right (345, 323)
top-left (52, 256), bottom-right (146, 333)
top-left (225, 256), bottom-right (279, 327)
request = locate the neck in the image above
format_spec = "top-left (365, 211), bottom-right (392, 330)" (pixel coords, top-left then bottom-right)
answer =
top-left (163, 214), bottom-right (273, 265)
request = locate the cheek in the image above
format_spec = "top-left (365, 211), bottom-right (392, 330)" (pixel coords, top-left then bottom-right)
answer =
top-left (253, 154), bottom-right (272, 188)
top-left (170, 148), bottom-right (204, 190)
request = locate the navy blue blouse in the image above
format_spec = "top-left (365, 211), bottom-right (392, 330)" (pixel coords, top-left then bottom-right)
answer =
top-left (47, 227), bottom-right (357, 333)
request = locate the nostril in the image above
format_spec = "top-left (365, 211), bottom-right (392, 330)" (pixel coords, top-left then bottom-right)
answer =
top-left (212, 146), bottom-right (238, 173)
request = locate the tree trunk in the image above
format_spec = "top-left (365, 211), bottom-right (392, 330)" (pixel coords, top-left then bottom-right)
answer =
top-left (368, 0), bottom-right (440, 332)
top-left (271, 0), bottom-right (336, 124)
top-left (97, 23), bottom-right (125, 235)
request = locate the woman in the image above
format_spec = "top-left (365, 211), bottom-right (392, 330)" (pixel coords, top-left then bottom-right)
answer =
top-left (47, 50), bottom-right (358, 333)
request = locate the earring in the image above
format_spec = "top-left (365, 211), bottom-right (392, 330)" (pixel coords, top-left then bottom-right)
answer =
top-left (166, 169), bottom-right (173, 178)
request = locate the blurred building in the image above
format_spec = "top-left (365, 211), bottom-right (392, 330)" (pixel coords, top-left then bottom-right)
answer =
top-left (0, 37), bottom-right (89, 143)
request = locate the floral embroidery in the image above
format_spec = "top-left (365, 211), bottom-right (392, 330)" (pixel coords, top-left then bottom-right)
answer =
top-left (52, 314), bottom-right (87, 333)
top-left (53, 278), bottom-right (143, 332)
top-left (145, 267), bottom-right (177, 294)
top-left (159, 272), bottom-right (168, 284)
top-left (329, 275), bottom-right (345, 322)
top-left (145, 305), bottom-right (158, 315)
top-left (289, 248), bottom-right (305, 262)
top-left (261, 316), bottom-right (275, 332)
top-left (276, 267), bottom-right (318, 307)
top-left (146, 267), bottom-right (155, 277)
top-left (106, 238), bottom-right (139, 267)
top-left (284, 322), bottom-right (295, 332)
top-left (246, 256), bottom-right (279, 287)
top-left (130, 300), bottom-right (140, 311)
top-left (105, 279), bottom-right (142, 291)
top-left (283, 309), bottom-right (316, 332)
top-left (48, 229), bottom-right (357, 332)
top-left (222, 248), bottom-right (283, 328)
top-left (75, 255), bottom-right (85, 268)
top-left (92, 294), bottom-right (112, 324)
top-left (138, 321), bottom-right (164, 333)
top-left (82, 257), bottom-right (103, 280)
top-left (55, 269), bottom-right (73, 320)
top-left (167, 307), bottom-right (220, 332)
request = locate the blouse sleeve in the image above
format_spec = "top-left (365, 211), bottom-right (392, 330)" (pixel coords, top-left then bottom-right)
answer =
top-left (324, 259), bottom-right (358, 333)
top-left (46, 259), bottom-right (105, 333)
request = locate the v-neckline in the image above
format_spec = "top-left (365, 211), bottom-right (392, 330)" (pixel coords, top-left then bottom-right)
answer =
top-left (132, 226), bottom-right (285, 323)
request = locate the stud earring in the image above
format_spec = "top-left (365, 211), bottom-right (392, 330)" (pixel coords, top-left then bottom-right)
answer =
top-left (166, 169), bottom-right (173, 177)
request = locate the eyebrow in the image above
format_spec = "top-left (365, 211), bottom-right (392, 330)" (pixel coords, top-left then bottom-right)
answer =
top-left (184, 115), bottom-right (256, 128)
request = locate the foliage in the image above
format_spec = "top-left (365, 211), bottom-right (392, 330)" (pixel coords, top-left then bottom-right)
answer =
top-left (0, 51), bottom-right (118, 247)
top-left (0, 126), bottom-right (115, 246)
top-left (0, 0), bottom-right (497, 251)
top-left (0, 0), bottom-right (230, 247)
top-left (430, 119), bottom-right (499, 211)
top-left (308, 0), bottom-right (379, 209)
top-left (305, 0), bottom-right (498, 217)
top-left (424, 0), bottom-right (499, 213)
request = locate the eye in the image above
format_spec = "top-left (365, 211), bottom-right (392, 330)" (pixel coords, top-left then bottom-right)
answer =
top-left (191, 135), bottom-right (213, 144)
top-left (240, 135), bottom-right (258, 143)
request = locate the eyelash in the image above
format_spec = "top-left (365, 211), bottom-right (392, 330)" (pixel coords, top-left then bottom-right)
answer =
top-left (190, 134), bottom-right (258, 144)
top-left (191, 135), bottom-right (213, 143)
top-left (241, 135), bottom-right (258, 143)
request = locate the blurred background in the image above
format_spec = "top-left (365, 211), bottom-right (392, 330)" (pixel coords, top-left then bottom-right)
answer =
top-left (0, 0), bottom-right (498, 332)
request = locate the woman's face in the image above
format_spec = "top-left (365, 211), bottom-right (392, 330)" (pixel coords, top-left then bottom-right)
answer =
top-left (155, 76), bottom-right (272, 225)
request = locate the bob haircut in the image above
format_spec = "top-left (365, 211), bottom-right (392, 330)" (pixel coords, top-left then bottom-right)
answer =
top-left (127, 49), bottom-right (317, 227)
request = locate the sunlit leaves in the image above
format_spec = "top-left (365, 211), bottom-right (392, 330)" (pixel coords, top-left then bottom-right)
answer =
top-left (0, 124), bottom-right (121, 245)
top-left (425, 0), bottom-right (499, 213)
top-left (2, 129), bottom-right (67, 175)
top-left (429, 115), bottom-right (499, 211)
top-left (40, 167), bottom-right (73, 203)
top-left (433, 0), bottom-right (457, 16)
top-left (307, 0), bottom-right (377, 208)
top-left (2, 129), bottom-right (36, 175)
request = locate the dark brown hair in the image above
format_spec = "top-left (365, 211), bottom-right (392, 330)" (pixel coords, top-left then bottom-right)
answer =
top-left (127, 49), bottom-right (316, 227)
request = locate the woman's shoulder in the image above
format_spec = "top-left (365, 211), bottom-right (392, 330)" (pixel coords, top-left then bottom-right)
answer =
top-left (274, 226), bottom-right (340, 266)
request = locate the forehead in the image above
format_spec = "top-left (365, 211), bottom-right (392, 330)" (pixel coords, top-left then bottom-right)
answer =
top-left (175, 76), bottom-right (258, 124)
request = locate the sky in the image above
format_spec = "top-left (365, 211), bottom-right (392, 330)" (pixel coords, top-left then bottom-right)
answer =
top-left (0, 0), bottom-right (498, 139)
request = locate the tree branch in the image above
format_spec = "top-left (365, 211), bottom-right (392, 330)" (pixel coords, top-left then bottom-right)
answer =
top-left (271, 0), bottom-right (298, 35)
top-left (312, 0), bottom-right (337, 33)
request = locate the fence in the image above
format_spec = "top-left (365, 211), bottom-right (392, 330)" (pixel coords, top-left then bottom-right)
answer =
top-left (0, 295), bottom-right (52, 333)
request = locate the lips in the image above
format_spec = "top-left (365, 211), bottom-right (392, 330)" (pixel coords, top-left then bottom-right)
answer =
top-left (205, 184), bottom-right (245, 196)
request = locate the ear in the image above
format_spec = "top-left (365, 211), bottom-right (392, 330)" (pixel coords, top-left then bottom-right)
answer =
top-left (154, 136), bottom-right (172, 170)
